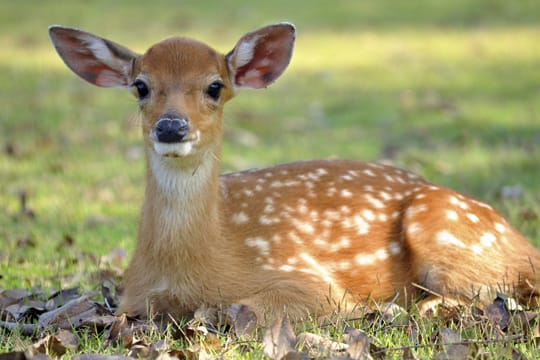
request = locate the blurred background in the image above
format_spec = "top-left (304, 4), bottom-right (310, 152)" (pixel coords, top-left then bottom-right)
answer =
top-left (1, 0), bottom-right (539, 287)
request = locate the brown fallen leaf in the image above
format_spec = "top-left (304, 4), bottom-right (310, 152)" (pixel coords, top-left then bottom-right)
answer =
top-left (262, 315), bottom-right (297, 360)
top-left (344, 327), bottom-right (373, 360)
top-left (30, 329), bottom-right (78, 357)
top-left (38, 295), bottom-right (108, 330)
top-left (45, 287), bottom-right (80, 311)
top-left (0, 351), bottom-right (32, 360)
top-left (433, 328), bottom-right (469, 360)
top-left (225, 304), bottom-right (258, 337)
top-left (296, 332), bottom-right (348, 354)
top-left (0, 288), bottom-right (43, 310)
top-left (484, 297), bottom-right (510, 330)
top-left (104, 313), bottom-right (130, 345)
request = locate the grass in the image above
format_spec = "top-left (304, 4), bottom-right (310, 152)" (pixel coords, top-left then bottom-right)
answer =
top-left (1, 0), bottom-right (540, 357)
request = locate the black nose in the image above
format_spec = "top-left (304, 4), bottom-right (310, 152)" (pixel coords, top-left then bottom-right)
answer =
top-left (154, 117), bottom-right (189, 143)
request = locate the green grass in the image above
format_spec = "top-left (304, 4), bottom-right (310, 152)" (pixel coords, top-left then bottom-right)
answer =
top-left (1, 0), bottom-right (540, 357)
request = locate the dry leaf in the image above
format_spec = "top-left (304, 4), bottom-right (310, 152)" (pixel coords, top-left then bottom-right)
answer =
top-left (104, 313), bottom-right (130, 345)
top-left (38, 295), bottom-right (104, 330)
top-left (127, 344), bottom-right (150, 358)
top-left (297, 332), bottom-right (348, 353)
top-left (45, 287), bottom-right (80, 311)
top-left (262, 315), bottom-right (297, 360)
top-left (344, 328), bottom-right (373, 360)
top-left (0, 351), bottom-right (32, 360)
top-left (484, 297), bottom-right (510, 330)
top-left (433, 328), bottom-right (469, 360)
top-left (30, 329), bottom-right (78, 357)
top-left (225, 304), bottom-right (258, 337)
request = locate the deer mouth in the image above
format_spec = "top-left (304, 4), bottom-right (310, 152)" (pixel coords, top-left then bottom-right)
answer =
top-left (151, 131), bottom-right (201, 157)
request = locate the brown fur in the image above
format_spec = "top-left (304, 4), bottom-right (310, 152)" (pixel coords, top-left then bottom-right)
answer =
top-left (49, 24), bottom-right (540, 321)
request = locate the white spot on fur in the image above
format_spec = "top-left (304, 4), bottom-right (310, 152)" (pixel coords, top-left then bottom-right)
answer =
top-left (480, 232), bottom-right (496, 247)
top-left (353, 215), bottom-right (370, 235)
top-left (270, 180), bottom-right (284, 188)
top-left (287, 257), bottom-right (299, 265)
top-left (446, 210), bottom-right (458, 221)
top-left (471, 244), bottom-right (483, 254)
top-left (259, 215), bottom-right (280, 225)
top-left (316, 168), bottom-right (328, 176)
top-left (362, 209), bottom-right (376, 221)
top-left (363, 169), bottom-right (376, 177)
top-left (341, 189), bottom-right (353, 198)
top-left (365, 194), bottom-right (385, 209)
top-left (294, 220), bottom-right (315, 234)
top-left (279, 265), bottom-right (295, 272)
top-left (232, 212), bottom-right (249, 224)
top-left (379, 191), bottom-right (392, 201)
top-left (355, 254), bottom-right (376, 266)
top-left (340, 206), bottom-right (351, 214)
top-left (299, 252), bottom-right (333, 283)
top-left (495, 223), bottom-right (506, 234)
top-left (405, 204), bottom-right (428, 219)
top-left (355, 249), bottom-right (388, 266)
top-left (466, 213), bottom-right (480, 223)
top-left (245, 237), bottom-right (270, 256)
top-left (330, 237), bottom-right (351, 252)
top-left (375, 248), bottom-right (389, 260)
top-left (436, 231), bottom-right (466, 248)
top-left (407, 222), bottom-right (422, 235)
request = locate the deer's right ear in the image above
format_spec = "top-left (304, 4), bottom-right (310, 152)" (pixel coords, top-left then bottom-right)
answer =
top-left (227, 23), bottom-right (295, 90)
top-left (48, 25), bottom-right (139, 88)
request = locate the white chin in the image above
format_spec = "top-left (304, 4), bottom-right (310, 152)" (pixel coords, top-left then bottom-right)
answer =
top-left (153, 141), bottom-right (194, 157)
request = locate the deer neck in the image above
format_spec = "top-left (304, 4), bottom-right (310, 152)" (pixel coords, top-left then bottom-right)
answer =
top-left (143, 148), bottom-right (223, 256)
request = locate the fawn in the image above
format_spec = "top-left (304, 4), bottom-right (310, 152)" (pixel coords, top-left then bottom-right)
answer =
top-left (49, 23), bottom-right (540, 320)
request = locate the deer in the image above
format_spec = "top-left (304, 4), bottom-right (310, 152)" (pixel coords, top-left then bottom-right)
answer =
top-left (48, 23), bottom-right (540, 322)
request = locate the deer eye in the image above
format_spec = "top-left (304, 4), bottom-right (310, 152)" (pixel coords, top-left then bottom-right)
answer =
top-left (206, 81), bottom-right (224, 101)
top-left (132, 79), bottom-right (150, 99)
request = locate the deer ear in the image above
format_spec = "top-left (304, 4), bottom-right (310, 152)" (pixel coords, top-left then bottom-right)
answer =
top-left (227, 23), bottom-right (295, 89)
top-left (49, 25), bottom-right (139, 88)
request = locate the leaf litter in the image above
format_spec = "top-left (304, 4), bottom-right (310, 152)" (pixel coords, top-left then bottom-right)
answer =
top-left (1, 280), bottom-right (540, 359)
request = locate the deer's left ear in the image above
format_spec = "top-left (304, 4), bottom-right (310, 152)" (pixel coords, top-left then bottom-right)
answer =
top-left (227, 23), bottom-right (295, 90)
